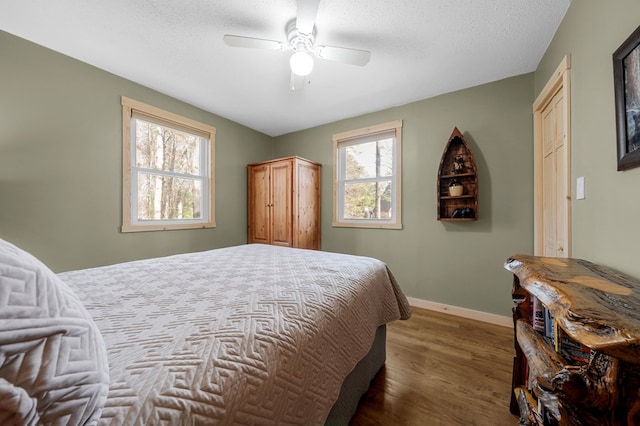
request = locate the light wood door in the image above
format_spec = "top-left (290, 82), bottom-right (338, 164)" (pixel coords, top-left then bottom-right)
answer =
top-left (541, 90), bottom-right (569, 257)
top-left (534, 56), bottom-right (571, 258)
top-left (248, 163), bottom-right (270, 245)
top-left (270, 160), bottom-right (293, 247)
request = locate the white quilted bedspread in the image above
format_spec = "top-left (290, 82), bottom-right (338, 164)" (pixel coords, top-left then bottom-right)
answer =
top-left (58, 244), bottom-right (410, 425)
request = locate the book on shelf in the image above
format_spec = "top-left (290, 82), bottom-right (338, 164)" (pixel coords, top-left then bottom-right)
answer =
top-left (531, 296), bottom-right (574, 352)
top-left (532, 296), bottom-right (545, 333)
top-left (557, 327), bottom-right (592, 364)
top-left (544, 306), bottom-right (558, 351)
top-left (544, 306), bottom-right (555, 341)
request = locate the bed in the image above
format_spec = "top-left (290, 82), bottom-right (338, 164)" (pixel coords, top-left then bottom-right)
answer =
top-left (0, 239), bottom-right (411, 425)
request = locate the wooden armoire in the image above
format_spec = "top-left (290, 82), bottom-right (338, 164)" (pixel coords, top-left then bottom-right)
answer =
top-left (247, 156), bottom-right (321, 250)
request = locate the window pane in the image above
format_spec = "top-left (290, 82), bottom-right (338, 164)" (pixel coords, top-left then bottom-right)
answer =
top-left (135, 120), bottom-right (202, 175)
top-left (344, 138), bottom-right (394, 180)
top-left (137, 172), bottom-right (202, 220)
top-left (343, 180), bottom-right (393, 219)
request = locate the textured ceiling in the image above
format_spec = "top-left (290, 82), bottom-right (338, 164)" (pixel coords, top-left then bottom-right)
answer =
top-left (0, 0), bottom-right (570, 136)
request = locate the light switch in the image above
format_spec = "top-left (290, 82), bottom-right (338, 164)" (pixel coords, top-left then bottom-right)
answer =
top-left (576, 176), bottom-right (585, 200)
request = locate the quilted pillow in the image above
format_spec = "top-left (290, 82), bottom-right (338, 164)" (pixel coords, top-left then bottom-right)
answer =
top-left (0, 238), bottom-right (109, 425)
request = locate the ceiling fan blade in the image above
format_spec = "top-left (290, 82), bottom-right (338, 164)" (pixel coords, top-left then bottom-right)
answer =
top-left (223, 35), bottom-right (286, 51)
top-left (290, 72), bottom-right (307, 91)
top-left (316, 45), bottom-right (371, 66)
top-left (296, 0), bottom-right (320, 34)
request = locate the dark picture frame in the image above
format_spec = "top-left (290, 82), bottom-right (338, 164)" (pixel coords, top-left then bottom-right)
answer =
top-left (613, 24), bottom-right (640, 171)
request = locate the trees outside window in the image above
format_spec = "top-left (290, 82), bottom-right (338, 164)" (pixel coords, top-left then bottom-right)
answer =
top-left (122, 97), bottom-right (216, 232)
top-left (333, 121), bottom-right (402, 229)
top-left (134, 120), bottom-right (202, 221)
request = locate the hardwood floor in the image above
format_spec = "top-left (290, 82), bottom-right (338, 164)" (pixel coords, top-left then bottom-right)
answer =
top-left (350, 307), bottom-right (519, 426)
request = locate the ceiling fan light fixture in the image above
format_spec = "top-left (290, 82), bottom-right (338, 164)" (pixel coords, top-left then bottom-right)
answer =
top-left (290, 51), bottom-right (314, 76)
top-left (224, 4), bottom-right (370, 90)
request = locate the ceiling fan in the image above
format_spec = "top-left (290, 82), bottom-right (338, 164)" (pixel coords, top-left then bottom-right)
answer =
top-left (223, 0), bottom-right (371, 91)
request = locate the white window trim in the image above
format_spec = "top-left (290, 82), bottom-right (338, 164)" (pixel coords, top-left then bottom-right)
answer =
top-left (121, 96), bottom-right (216, 232)
top-left (332, 120), bottom-right (403, 229)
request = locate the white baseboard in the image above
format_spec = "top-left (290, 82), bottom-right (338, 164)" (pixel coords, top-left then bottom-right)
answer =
top-left (407, 297), bottom-right (513, 328)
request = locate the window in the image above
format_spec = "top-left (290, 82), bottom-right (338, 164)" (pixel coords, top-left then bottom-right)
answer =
top-left (333, 120), bottom-right (402, 229)
top-left (121, 97), bottom-right (216, 232)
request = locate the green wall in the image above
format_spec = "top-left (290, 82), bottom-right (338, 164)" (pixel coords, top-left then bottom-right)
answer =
top-left (274, 74), bottom-right (535, 316)
top-left (4, 1), bottom-right (634, 318)
top-left (0, 30), bottom-right (272, 272)
top-left (535, 1), bottom-right (640, 278)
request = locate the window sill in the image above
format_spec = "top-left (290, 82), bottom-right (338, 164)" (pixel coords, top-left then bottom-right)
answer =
top-left (332, 221), bottom-right (402, 230)
top-left (121, 222), bottom-right (216, 233)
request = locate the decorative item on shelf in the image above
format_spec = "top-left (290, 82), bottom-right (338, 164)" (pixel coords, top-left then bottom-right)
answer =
top-left (451, 208), bottom-right (474, 219)
top-left (452, 155), bottom-right (465, 174)
top-left (448, 179), bottom-right (464, 196)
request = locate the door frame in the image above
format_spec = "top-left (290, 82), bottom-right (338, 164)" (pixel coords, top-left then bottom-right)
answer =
top-left (533, 55), bottom-right (572, 256)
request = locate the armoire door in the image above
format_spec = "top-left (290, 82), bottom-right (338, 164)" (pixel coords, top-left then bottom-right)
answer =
top-left (248, 163), bottom-right (270, 245)
top-left (294, 160), bottom-right (321, 249)
top-left (269, 160), bottom-right (293, 247)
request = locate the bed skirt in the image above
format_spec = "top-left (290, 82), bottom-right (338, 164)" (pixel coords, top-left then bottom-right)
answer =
top-left (325, 325), bottom-right (386, 425)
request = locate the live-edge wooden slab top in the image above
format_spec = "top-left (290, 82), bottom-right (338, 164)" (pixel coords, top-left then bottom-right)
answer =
top-left (505, 254), bottom-right (640, 364)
